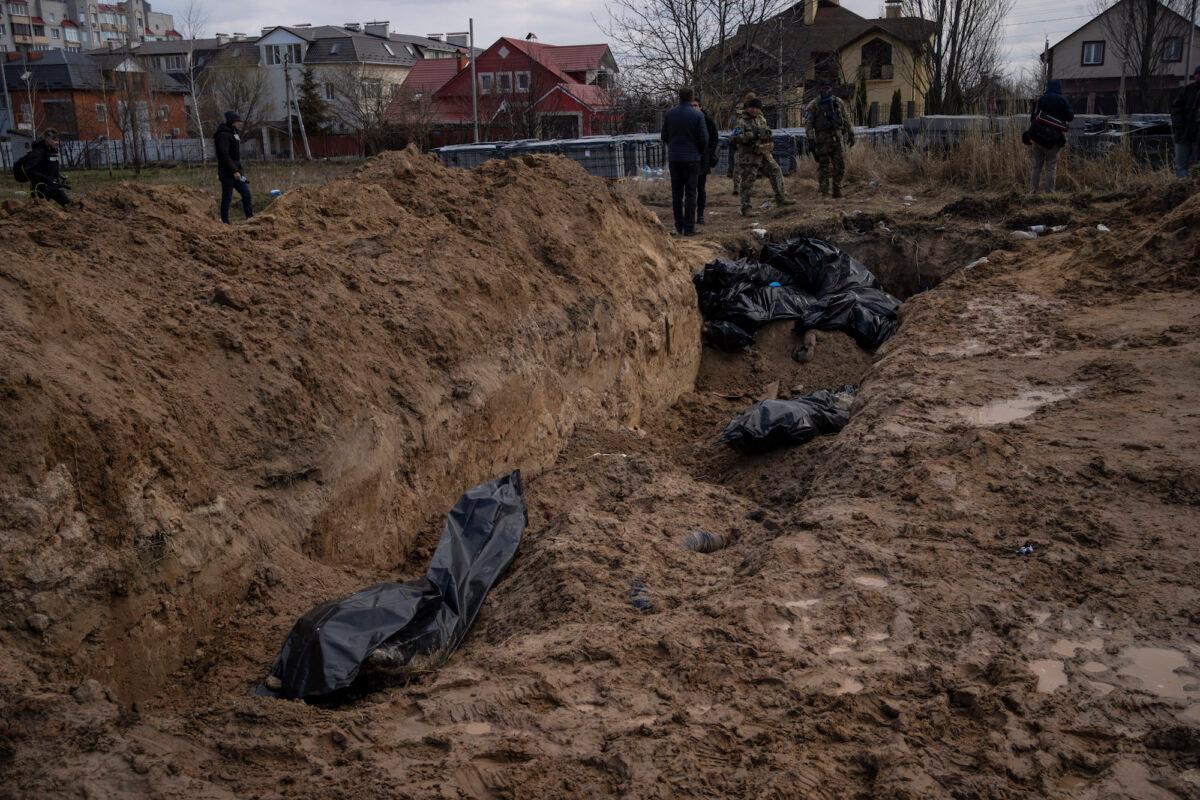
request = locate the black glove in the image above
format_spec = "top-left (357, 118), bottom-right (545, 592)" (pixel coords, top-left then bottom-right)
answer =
top-left (845, 131), bottom-right (855, 148)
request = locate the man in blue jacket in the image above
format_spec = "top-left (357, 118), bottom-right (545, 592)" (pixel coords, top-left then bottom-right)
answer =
top-left (660, 87), bottom-right (708, 236)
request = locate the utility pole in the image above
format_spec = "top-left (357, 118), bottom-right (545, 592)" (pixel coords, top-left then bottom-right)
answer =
top-left (284, 53), bottom-right (296, 159)
top-left (2, 61), bottom-right (15, 135)
top-left (285, 56), bottom-right (311, 160)
top-left (777, 17), bottom-right (785, 126)
top-left (470, 18), bottom-right (479, 143)
top-left (1186, 0), bottom-right (1198, 83)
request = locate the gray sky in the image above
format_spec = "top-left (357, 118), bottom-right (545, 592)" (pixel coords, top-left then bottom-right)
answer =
top-left (155, 0), bottom-right (1101, 72)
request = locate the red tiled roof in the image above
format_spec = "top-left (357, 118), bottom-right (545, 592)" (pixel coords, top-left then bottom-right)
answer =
top-left (542, 44), bottom-right (610, 72)
top-left (559, 83), bottom-right (615, 109)
top-left (404, 58), bottom-right (462, 94)
top-left (31, 16), bottom-right (45, 23)
top-left (166, 29), bottom-right (181, 36)
top-left (62, 19), bottom-right (77, 27)
top-left (497, 37), bottom-right (575, 84)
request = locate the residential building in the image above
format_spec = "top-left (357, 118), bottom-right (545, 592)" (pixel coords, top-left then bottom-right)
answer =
top-left (1044, 0), bottom-right (1200, 114)
top-left (701, 0), bottom-right (936, 125)
top-left (0, 0), bottom-right (174, 54)
top-left (1, 47), bottom-right (187, 137)
top-left (389, 35), bottom-right (620, 142)
top-left (246, 22), bottom-right (463, 155)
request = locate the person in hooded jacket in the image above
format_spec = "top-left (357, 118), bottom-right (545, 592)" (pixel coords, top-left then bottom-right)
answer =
top-left (1026, 80), bottom-right (1074, 194)
top-left (21, 128), bottom-right (72, 206)
top-left (1171, 65), bottom-right (1200, 178)
top-left (214, 110), bottom-right (253, 223)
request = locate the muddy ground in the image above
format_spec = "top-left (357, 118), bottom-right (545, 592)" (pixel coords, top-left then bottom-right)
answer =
top-left (2, 157), bottom-right (1199, 799)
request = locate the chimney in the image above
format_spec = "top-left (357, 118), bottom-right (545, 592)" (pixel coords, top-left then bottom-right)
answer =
top-left (343, 22), bottom-right (361, 33)
top-left (232, 32), bottom-right (246, 41)
top-left (364, 20), bottom-right (389, 38)
top-left (215, 32), bottom-right (229, 45)
top-left (525, 32), bottom-right (537, 41)
top-left (885, 0), bottom-right (902, 19)
top-left (457, 52), bottom-right (468, 71)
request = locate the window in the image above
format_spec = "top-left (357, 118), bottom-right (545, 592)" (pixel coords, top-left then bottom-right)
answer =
top-left (383, 43), bottom-right (394, 56)
top-left (1163, 37), bottom-right (1183, 62)
top-left (52, 28), bottom-right (60, 38)
top-left (158, 104), bottom-right (169, 119)
top-left (13, 23), bottom-right (31, 35)
top-left (1082, 41), bottom-right (1105, 66)
top-left (479, 72), bottom-right (493, 94)
top-left (95, 102), bottom-right (106, 122)
top-left (324, 83), bottom-right (335, 100)
top-left (32, 24), bottom-right (44, 36)
top-left (163, 54), bottom-right (183, 70)
top-left (516, 70), bottom-right (530, 92)
top-left (268, 43), bottom-right (303, 65)
top-left (329, 42), bottom-right (340, 55)
top-left (48, 11), bottom-right (55, 20)
top-left (497, 71), bottom-right (513, 93)
top-left (0, 25), bottom-right (5, 35)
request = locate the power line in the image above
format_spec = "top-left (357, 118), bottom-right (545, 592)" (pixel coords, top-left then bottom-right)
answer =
top-left (1004, 14), bottom-right (1092, 27)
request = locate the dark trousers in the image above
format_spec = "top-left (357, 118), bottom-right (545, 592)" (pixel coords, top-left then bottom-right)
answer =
top-left (697, 171), bottom-right (709, 220)
top-left (32, 183), bottom-right (70, 206)
top-left (219, 175), bottom-right (253, 223)
top-left (668, 160), bottom-right (701, 234)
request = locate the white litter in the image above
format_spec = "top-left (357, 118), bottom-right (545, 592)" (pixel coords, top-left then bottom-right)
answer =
top-left (964, 257), bottom-right (990, 270)
top-left (1012, 230), bottom-right (1038, 240)
top-left (1096, 224), bottom-right (1111, 233)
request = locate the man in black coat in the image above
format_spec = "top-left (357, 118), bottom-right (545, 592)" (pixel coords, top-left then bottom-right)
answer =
top-left (691, 98), bottom-right (720, 225)
top-left (21, 129), bottom-right (72, 206)
top-left (214, 111), bottom-right (253, 223)
top-left (1172, 65), bottom-right (1200, 178)
top-left (1026, 80), bottom-right (1074, 194)
top-left (660, 86), bottom-right (709, 236)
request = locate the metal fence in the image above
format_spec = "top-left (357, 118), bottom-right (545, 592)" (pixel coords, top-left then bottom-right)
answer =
top-left (0, 135), bottom-right (265, 171)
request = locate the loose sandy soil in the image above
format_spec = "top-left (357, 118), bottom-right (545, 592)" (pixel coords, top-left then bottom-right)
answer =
top-left (1, 153), bottom-right (1198, 799)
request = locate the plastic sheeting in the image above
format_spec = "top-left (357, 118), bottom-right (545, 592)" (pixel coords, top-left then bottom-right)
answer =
top-left (257, 471), bottom-right (527, 700)
top-left (694, 237), bottom-right (901, 352)
top-left (720, 387), bottom-right (855, 454)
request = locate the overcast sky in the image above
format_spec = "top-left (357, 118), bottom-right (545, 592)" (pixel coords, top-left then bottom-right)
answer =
top-left (155, 0), bottom-right (1102, 72)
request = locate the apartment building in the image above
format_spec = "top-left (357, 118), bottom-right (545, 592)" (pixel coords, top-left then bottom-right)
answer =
top-left (0, 0), bottom-right (175, 54)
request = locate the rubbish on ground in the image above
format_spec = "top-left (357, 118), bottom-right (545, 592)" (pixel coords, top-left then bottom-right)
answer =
top-left (256, 471), bottom-right (527, 700)
top-left (1017, 544), bottom-right (1036, 556)
top-left (720, 386), bottom-right (856, 454)
top-left (964, 257), bottom-right (989, 270)
top-left (269, 189), bottom-right (283, 198)
top-left (683, 529), bottom-right (727, 553)
top-left (1051, 225), bottom-right (1067, 233)
top-left (1030, 225), bottom-right (1046, 234)
top-left (629, 580), bottom-right (653, 612)
top-left (693, 237), bottom-right (901, 352)
top-left (903, 195), bottom-right (915, 202)
top-left (1012, 230), bottom-right (1038, 240)
top-left (1096, 224), bottom-right (1111, 233)
top-left (758, 380), bottom-right (780, 401)
top-left (761, 201), bottom-right (772, 209)
top-left (751, 227), bottom-right (768, 239)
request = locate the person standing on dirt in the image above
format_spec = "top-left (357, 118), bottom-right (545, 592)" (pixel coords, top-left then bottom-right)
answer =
top-left (1171, 65), bottom-right (1200, 179)
top-left (214, 111), bottom-right (254, 224)
top-left (1025, 80), bottom-right (1074, 194)
top-left (660, 87), bottom-right (709, 236)
top-left (735, 98), bottom-right (793, 216)
top-left (17, 129), bottom-right (73, 207)
top-left (803, 85), bottom-right (855, 198)
top-left (728, 90), bottom-right (757, 196)
top-left (691, 98), bottom-right (720, 226)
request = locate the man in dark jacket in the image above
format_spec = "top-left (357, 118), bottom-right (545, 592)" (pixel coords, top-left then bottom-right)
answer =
top-left (214, 110), bottom-right (253, 224)
top-left (1171, 65), bottom-right (1200, 178)
top-left (691, 98), bottom-right (719, 225)
top-left (1027, 80), bottom-right (1074, 194)
top-left (21, 129), bottom-right (72, 206)
top-left (660, 87), bottom-right (709, 236)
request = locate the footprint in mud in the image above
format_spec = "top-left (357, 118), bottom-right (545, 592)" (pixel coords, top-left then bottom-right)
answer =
top-left (1029, 659), bottom-right (1068, 693)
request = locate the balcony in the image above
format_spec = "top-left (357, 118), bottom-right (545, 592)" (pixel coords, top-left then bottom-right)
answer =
top-left (858, 63), bottom-right (895, 81)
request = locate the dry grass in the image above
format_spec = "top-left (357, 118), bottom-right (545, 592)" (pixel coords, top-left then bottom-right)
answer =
top-left (828, 130), bottom-right (1173, 195)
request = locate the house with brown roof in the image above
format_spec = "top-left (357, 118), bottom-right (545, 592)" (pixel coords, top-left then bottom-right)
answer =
top-left (701, 0), bottom-right (937, 125)
top-left (387, 35), bottom-right (620, 143)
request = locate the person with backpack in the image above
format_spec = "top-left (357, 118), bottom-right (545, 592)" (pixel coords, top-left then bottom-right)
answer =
top-left (1025, 80), bottom-right (1074, 194)
top-left (734, 98), bottom-right (794, 215)
top-left (1170, 65), bottom-right (1200, 178)
top-left (804, 84), bottom-right (855, 198)
top-left (214, 110), bottom-right (253, 224)
top-left (14, 129), bottom-right (72, 206)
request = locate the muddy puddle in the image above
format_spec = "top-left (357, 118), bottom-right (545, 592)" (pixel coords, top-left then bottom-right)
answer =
top-left (961, 386), bottom-right (1083, 426)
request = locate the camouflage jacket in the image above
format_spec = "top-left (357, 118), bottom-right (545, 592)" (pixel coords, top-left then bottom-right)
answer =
top-left (804, 96), bottom-right (853, 142)
top-left (733, 113), bottom-right (774, 158)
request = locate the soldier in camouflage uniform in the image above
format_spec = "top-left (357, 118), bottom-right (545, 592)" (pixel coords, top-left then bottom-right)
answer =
top-left (804, 85), bottom-right (855, 198)
top-left (734, 98), bottom-right (793, 215)
top-left (728, 91), bottom-right (757, 196)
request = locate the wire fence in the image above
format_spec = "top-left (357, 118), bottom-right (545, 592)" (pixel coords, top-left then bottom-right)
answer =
top-left (0, 135), bottom-right (263, 171)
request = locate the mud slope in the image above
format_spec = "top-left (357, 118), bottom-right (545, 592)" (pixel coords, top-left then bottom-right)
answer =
top-left (0, 150), bottom-right (700, 707)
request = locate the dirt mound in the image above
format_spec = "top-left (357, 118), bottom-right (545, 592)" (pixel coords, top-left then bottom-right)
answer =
top-left (0, 148), bottom-right (699, 717)
top-left (1103, 185), bottom-right (1200, 289)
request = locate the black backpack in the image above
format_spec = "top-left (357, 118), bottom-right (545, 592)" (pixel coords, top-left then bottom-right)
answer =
top-left (12, 151), bottom-right (34, 184)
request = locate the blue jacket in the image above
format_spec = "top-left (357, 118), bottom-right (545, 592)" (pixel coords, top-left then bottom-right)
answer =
top-left (660, 103), bottom-right (709, 163)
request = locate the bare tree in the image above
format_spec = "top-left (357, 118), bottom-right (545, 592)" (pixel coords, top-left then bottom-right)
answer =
top-left (324, 64), bottom-right (401, 154)
top-left (202, 55), bottom-right (271, 138)
top-left (386, 82), bottom-right (439, 149)
top-left (901, 0), bottom-right (1012, 114)
top-left (180, 0), bottom-right (210, 158)
top-left (1091, 0), bottom-right (1193, 114)
top-left (600, 0), bottom-right (799, 120)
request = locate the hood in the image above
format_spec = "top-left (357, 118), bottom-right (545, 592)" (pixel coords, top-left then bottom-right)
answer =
top-left (1045, 80), bottom-right (1064, 95)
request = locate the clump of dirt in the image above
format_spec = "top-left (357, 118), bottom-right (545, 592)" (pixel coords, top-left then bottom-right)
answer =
top-left (0, 148), bottom-right (700, 710)
top-left (938, 192), bottom-right (1021, 219)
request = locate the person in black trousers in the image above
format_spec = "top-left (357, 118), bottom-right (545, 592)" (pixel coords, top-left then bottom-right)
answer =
top-left (213, 111), bottom-right (254, 224)
top-left (691, 98), bottom-right (719, 225)
top-left (660, 87), bottom-right (709, 236)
